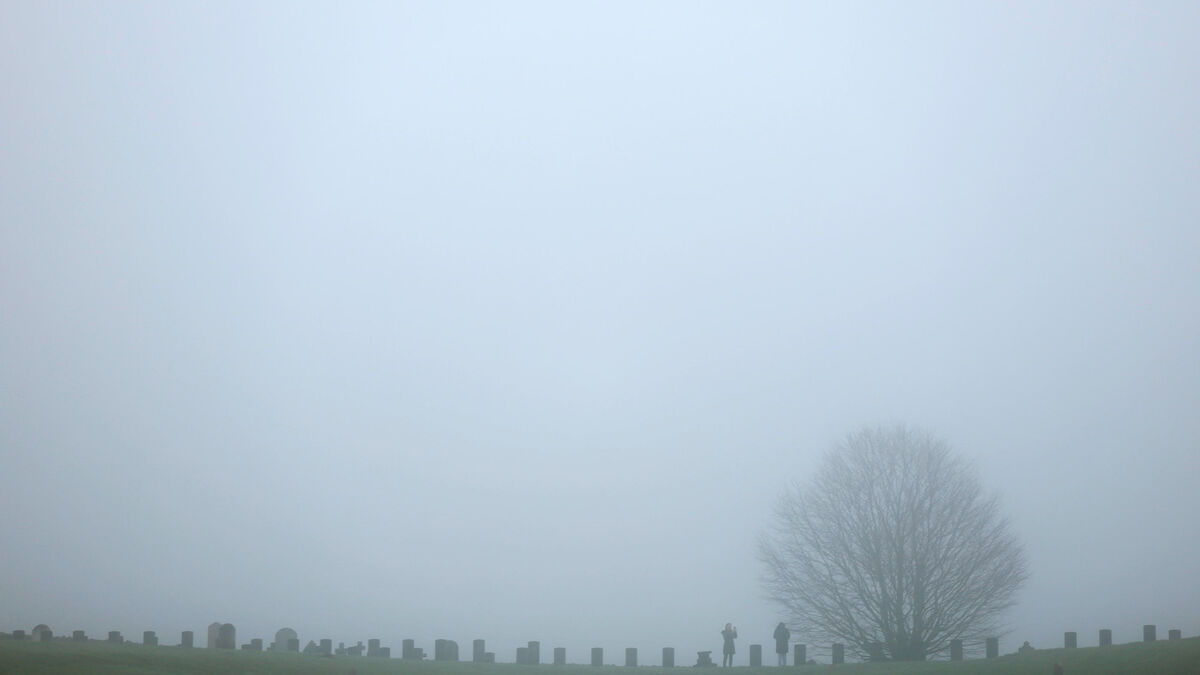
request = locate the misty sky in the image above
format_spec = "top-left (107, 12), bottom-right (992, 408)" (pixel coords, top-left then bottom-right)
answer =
top-left (2, 0), bottom-right (1198, 664)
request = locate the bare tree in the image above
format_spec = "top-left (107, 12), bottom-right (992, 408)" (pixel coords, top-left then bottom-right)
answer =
top-left (758, 425), bottom-right (1028, 661)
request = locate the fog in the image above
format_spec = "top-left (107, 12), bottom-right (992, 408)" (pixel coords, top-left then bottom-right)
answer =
top-left (2, 1), bottom-right (1198, 664)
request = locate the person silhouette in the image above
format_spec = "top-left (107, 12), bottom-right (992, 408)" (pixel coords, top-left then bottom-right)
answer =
top-left (721, 623), bottom-right (738, 667)
top-left (773, 622), bottom-right (790, 666)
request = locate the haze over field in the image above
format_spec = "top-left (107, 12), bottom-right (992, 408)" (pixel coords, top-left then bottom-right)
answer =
top-left (2, 1), bottom-right (1198, 664)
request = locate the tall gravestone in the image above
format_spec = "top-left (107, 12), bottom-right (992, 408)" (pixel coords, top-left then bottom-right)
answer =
top-left (625, 647), bottom-right (638, 667)
top-left (33, 625), bottom-right (51, 641)
top-left (793, 644), bottom-right (805, 666)
top-left (592, 647), bottom-right (604, 666)
top-left (72, 630), bottom-right (86, 642)
top-left (950, 639), bottom-right (963, 661)
top-left (274, 628), bottom-right (298, 652)
top-left (831, 644), bottom-right (844, 665)
top-left (554, 647), bottom-right (567, 665)
top-left (181, 631), bottom-right (193, 648)
top-left (1169, 629), bottom-right (1182, 641)
top-left (528, 641), bottom-right (541, 665)
top-left (368, 639), bottom-right (382, 657)
top-left (474, 639), bottom-right (487, 662)
top-left (320, 639), bottom-right (332, 655)
top-left (1144, 625), bottom-right (1156, 642)
top-left (750, 644), bottom-right (762, 667)
top-left (12, 630), bottom-right (25, 641)
top-left (517, 647), bottom-right (529, 664)
top-left (985, 637), bottom-right (999, 658)
top-left (1064, 632), bottom-right (1076, 649)
top-left (662, 647), bottom-right (675, 667)
top-left (108, 631), bottom-right (122, 644)
top-left (1099, 629), bottom-right (1112, 647)
top-left (217, 624), bottom-right (236, 650)
top-left (144, 631), bottom-right (158, 646)
top-left (435, 639), bottom-right (448, 660)
top-left (207, 623), bottom-right (221, 648)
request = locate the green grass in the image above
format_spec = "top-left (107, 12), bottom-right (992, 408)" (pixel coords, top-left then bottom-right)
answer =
top-left (1, 638), bottom-right (1198, 675)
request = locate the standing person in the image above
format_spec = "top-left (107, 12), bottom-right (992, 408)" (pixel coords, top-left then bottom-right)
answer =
top-left (773, 622), bottom-right (790, 666)
top-left (721, 623), bottom-right (738, 667)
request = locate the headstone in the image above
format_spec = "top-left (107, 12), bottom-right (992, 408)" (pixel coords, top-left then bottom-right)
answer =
top-left (217, 624), bottom-right (236, 650)
top-left (950, 639), bottom-right (963, 661)
top-left (985, 637), bottom-right (999, 658)
top-left (474, 639), bottom-right (487, 662)
top-left (831, 644), bottom-right (844, 665)
top-left (695, 651), bottom-right (715, 667)
top-left (108, 631), bottom-right (123, 644)
top-left (1169, 629), bottom-right (1182, 641)
top-left (144, 631), bottom-right (158, 646)
top-left (12, 630), bottom-right (25, 640)
top-left (517, 647), bottom-right (529, 664)
top-left (368, 639), bottom-right (382, 657)
top-left (1099, 629), bottom-right (1111, 647)
top-left (484, 652), bottom-right (495, 663)
top-left (555, 647), bottom-right (567, 665)
top-left (1144, 625), bottom-right (1156, 642)
top-left (72, 630), bottom-right (86, 642)
top-left (435, 639), bottom-right (448, 660)
top-left (750, 644), bottom-right (762, 667)
top-left (403, 639), bottom-right (416, 659)
top-left (626, 647), bottom-right (637, 667)
top-left (347, 642), bottom-right (365, 657)
top-left (449, 640), bottom-right (459, 660)
top-left (1064, 632), bottom-right (1076, 649)
top-left (793, 644), bottom-right (805, 666)
top-left (274, 628), bottom-right (298, 652)
top-left (320, 639), bottom-right (333, 655)
top-left (592, 647), bottom-right (604, 666)
top-left (32, 625), bottom-right (51, 641)
top-left (181, 631), bottom-right (193, 648)
top-left (249, 638), bottom-right (263, 651)
top-left (529, 641), bottom-right (541, 665)
top-left (662, 647), bottom-right (674, 667)
top-left (208, 622), bottom-right (221, 648)
top-left (868, 643), bottom-right (885, 662)
top-left (287, 638), bottom-right (300, 652)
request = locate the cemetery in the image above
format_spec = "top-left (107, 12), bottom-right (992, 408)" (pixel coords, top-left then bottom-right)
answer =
top-left (1, 621), bottom-right (1198, 675)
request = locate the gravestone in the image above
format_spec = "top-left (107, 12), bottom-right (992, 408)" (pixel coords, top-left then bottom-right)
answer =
top-left (985, 637), bottom-right (998, 658)
top-left (484, 652), bottom-right (495, 663)
top-left (517, 647), bottom-right (530, 664)
top-left (347, 641), bottom-right (365, 657)
top-left (1144, 625), bottom-right (1156, 642)
top-left (38, 630), bottom-right (52, 642)
top-left (626, 647), bottom-right (637, 667)
top-left (181, 631), bottom-right (193, 648)
top-left (33, 625), bottom-right (51, 641)
top-left (695, 651), bottom-right (715, 667)
top-left (368, 639), bottom-right (382, 657)
top-left (435, 639), bottom-right (448, 660)
top-left (1099, 629), bottom-right (1111, 647)
top-left (950, 639), bottom-right (963, 661)
top-left (144, 631), bottom-right (158, 646)
top-left (592, 647), bottom-right (604, 666)
top-left (217, 624), bottom-right (236, 650)
top-left (1064, 632), bottom-right (1076, 649)
top-left (320, 639), bottom-right (333, 655)
top-left (1169, 629), bottom-right (1182, 641)
top-left (555, 647), bottom-right (567, 665)
top-left (474, 639), bottom-right (487, 662)
top-left (72, 630), bottom-right (86, 642)
top-left (12, 630), bottom-right (25, 640)
top-left (446, 639), bottom-right (460, 661)
top-left (831, 644), bottom-right (844, 665)
top-left (403, 639), bottom-right (425, 659)
top-left (274, 628), bottom-right (298, 652)
top-left (304, 640), bottom-right (319, 654)
top-left (208, 622), bottom-right (221, 648)
top-left (662, 646), bottom-right (674, 667)
top-left (793, 644), bottom-right (805, 666)
top-left (750, 644), bottom-right (762, 667)
top-left (108, 631), bottom-right (122, 644)
top-left (868, 643), bottom-right (885, 662)
top-left (529, 641), bottom-right (541, 665)
top-left (248, 638), bottom-right (263, 651)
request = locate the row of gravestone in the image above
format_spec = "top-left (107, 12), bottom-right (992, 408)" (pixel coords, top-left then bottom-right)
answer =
top-left (5, 625), bottom-right (1188, 664)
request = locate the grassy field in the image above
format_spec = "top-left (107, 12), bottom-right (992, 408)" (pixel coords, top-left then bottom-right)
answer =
top-left (1, 638), bottom-right (1197, 675)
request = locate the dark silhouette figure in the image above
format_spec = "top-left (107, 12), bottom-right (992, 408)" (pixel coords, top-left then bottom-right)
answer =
top-left (721, 624), bottom-right (737, 667)
top-left (773, 623), bottom-right (790, 666)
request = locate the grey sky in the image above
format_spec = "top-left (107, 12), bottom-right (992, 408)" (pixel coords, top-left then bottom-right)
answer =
top-left (2, 0), bottom-right (1198, 663)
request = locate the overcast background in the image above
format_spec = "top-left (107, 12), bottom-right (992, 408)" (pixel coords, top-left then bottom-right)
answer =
top-left (2, 0), bottom-right (1198, 664)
